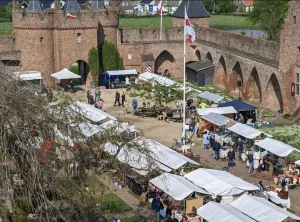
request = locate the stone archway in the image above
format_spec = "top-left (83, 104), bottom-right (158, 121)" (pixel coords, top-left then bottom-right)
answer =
top-left (244, 67), bottom-right (262, 103)
top-left (69, 60), bottom-right (90, 85)
top-left (154, 50), bottom-right (176, 75)
top-left (206, 52), bottom-right (213, 62)
top-left (195, 50), bottom-right (201, 60)
top-left (213, 56), bottom-right (227, 90)
top-left (265, 73), bottom-right (283, 111)
top-left (228, 61), bottom-right (243, 94)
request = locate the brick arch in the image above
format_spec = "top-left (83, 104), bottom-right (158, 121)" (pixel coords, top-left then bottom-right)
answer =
top-left (195, 49), bottom-right (201, 60)
top-left (154, 50), bottom-right (176, 74)
top-left (228, 61), bottom-right (243, 94)
top-left (214, 55), bottom-right (227, 90)
top-left (244, 67), bottom-right (262, 103)
top-left (264, 73), bottom-right (283, 111)
top-left (206, 52), bottom-right (213, 62)
top-left (69, 59), bottom-right (90, 85)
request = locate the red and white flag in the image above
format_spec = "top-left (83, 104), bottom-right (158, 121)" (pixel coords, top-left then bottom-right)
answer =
top-left (157, 0), bottom-right (163, 14)
top-left (185, 8), bottom-right (196, 44)
top-left (66, 13), bottom-right (77, 19)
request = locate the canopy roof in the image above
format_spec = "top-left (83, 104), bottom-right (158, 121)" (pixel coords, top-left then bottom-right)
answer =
top-left (197, 106), bottom-right (237, 116)
top-left (70, 101), bottom-right (116, 123)
top-left (71, 122), bottom-right (103, 139)
top-left (196, 202), bottom-right (256, 222)
top-left (51, 68), bottom-right (81, 80)
top-left (150, 173), bottom-right (208, 201)
top-left (200, 112), bottom-right (231, 126)
top-left (139, 72), bottom-right (177, 86)
top-left (228, 123), bottom-right (268, 139)
top-left (219, 100), bottom-right (257, 112)
top-left (198, 91), bottom-right (224, 103)
top-left (100, 120), bottom-right (139, 134)
top-left (184, 168), bottom-right (258, 197)
top-left (14, 71), bottom-right (43, 80)
top-left (173, 0), bottom-right (210, 18)
top-left (133, 136), bottom-right (200, 170)
top-left (106, 69), bottom-right (138, 76)
top-left (255, 138), bottom-right (296, 157)
top-left (295, 160), bottom-right (300, 166)
top-left (104, 142), bottom-right (172, 176)
top-left (229, 195), bottom-right (300, 221)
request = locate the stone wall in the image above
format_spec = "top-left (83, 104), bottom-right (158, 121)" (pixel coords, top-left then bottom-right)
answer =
top-left (196, 27), bottom-right (280, 61)
top-left (172, 17), bottom-right (209, 28)
top-left (0, 37), bottom-right (15, 51)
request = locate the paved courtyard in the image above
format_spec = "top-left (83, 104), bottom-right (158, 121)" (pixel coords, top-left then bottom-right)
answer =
top-left (69, 86), bottom-right (300, 216)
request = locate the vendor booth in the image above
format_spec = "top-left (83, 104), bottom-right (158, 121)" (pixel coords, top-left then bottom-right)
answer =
top-left (138, 71), bottom-right (177, 86)
top-left (14, 71), bottom-right (44, 92)
top-left (197, 106), bottom-right (237, 118)
top-left (229, 195), bottom-right (300, 221)
top-left (149, 173), bottom-right (209, 221)
top-left (198, 112), bottom-right (233, 134)
top-left (219, 100), bottom-right (257, 122)
top-left (100, 69), bottom-right (138, 89)
top-left (51, 68), bottom-right (81, 90)
top-left (196, 201), bottom-right (256, 222)
top-left (184, 169), bottom-right (259, 203)
top-left (198, 91), bottom-right (224, 104)
top-left (99, 120), bottom-right (139, 139)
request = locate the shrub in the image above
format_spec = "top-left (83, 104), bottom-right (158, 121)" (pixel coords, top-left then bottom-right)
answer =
top-left (88, 47), bottom-right (100, 83)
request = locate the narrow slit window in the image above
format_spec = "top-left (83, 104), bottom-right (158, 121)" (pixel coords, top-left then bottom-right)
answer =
top-left (40, 37), bottom-right (44, 43)
top-left (77, 33), bottom-right (82, 43)
top-left (296, 73), bottom-right (300, 95)
top-left (294, 16), bottom-right (297, 24)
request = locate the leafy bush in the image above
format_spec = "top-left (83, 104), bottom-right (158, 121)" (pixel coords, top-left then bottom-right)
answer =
top-left (101, 40), bottom-right (123, 72)
top-left (88, 47), bottom-right (100, 82)
top-left (215, 0), bottom-right (237, 14)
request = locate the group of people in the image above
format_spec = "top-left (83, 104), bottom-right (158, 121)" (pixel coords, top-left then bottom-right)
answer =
top-left (87, 88), bottom-right (104, 110)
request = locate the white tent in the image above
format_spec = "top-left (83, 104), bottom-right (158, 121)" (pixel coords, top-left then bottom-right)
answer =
top-left (71, 122), bottom-right (103, 139)
top-left (100, 120), bottom-right (139, 134)
top-left (51, 68), bottom-right (81, 80)
top-left (184, 169), bottom-right (258, 197)
top-left (197, 106), bottom-right (237, 116)
top-left (106, 69), bottom-right (138, 76)
top-left (138, 72), bottom-right (177, 86)
top-left (229, 195), bottom-right (300, 222)
top-left (133, 136), bottom-right (200, 170)
top-left (14, 71), bottom-right (43, 80)
top-left (196, 202), bottom-right (255, 222)
top-left (199, 91), bottom-right (224, 103)
top-left (295, 160), bottom-right (300, 166)
top-left (255, 138), bottom-right (296, 157)
top-left (227, 123), bottom-right (266, 139)
top-left (150, 173), bottom-right (208, 201)
top-left (70, 101), bottom-right (116, 123)
top-left (104, 142), bottom-right (172, 175)
top-left (200, 112), bottom-right (232, 126)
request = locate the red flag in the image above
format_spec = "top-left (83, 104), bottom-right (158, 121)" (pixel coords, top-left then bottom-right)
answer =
top-left (66, 13), bottom-right (77, 19)
top-left (184, 9), bottom-right (196, 44)
top-left (157, 0), bottom-right (163, 14)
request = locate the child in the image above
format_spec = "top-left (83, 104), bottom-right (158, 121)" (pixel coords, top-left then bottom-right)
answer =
top-left (124, 99), bottom-right (129, 114)
top-left (97, 99), bottom-right (104, 110)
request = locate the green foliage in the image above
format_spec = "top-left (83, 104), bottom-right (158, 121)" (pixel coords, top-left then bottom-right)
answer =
top-left (240, 31), bottom-right (246, 35)
top-left (12, 207), bottom-right (26, 222)
top-left (215, 0), bottom-right (237, 14)
top-left (99, 193), bottom-right (132, 214)
top-left (283, 113), bottom-right (292, 119)
top-left (88, 47), bottom-right (100, 82)
top-left (69, 65), bottom-right (79, 74)
top-left (4, 3), bottom-right (12, 19)
top-left (202, 0), bottom-right (214, 12)
top-left (249, 0), bottom-right (289, 41)
top-left (122, 216), bottom-right (147, 222)
top-left (101, 40), bottom-right (123, 72)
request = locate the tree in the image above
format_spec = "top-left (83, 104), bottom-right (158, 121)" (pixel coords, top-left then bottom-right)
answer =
top-left (88, 47), bottom-right (100, 83)
top-left (202, 0), bottom-right (214, 12)
top-left (4, 3), bottom-right (12, 19)
top-left (215, 0), bottom-right (236, 14)
top-left (101, 40), bottom-right (124, 72)
top-left (249, 0), bottom-right (289, 41)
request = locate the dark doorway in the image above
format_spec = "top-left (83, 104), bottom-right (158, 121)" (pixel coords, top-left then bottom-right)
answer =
top-left (77, 60), bottom-right (89, 85)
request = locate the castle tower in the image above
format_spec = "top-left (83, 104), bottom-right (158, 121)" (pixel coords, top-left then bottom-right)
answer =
top-left (172, 0), bottom-right (210, 28)
top-left (12, 0), bottom-right (119, 86)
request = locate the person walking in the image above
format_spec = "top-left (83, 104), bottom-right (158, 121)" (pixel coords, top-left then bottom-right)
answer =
top-left (257, 180), bottom-right (264, 197)
top-left (227, 147), bottom-right (235, 167)
top-left (238, 138), bottom-right (244, 160)
top-left (123, 99), bottom-right (129, 114)
top-left (87, 90), bottom-right (91, 103)
top-left (248, 151), bottom-right (254, 174)
top-left (121, 91), bottom-right (126, 106)
top-left (97, 99), bottom-right (104, 110)
top-left (151, 194), bottom-right (162, 222)
top-left (213, 140), bottom-right (221, 160)
top-left (203, 132), bottom-right (210, 150)
top-left (114, 90), bottom-right (120, 106)
top-left (125, 76), bottom-right (130, 86)
top-left (132, 98), bottom-right (138, 115)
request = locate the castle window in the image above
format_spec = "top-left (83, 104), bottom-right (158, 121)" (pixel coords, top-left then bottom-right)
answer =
top-left (77, 33), bottom-right (82, 43)
top-left (296, 73), bottom-right (300, 95)
top-left (128, 54), bottom-right (132, 59)
top-left (40, 37), bottom-right (44, 43)
top-left (294, 16), bottom-right (297, 24)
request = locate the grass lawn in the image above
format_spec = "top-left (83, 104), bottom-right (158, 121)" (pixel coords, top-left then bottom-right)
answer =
top-left (119, 15), bottom-right (258, 30)
top-left (0, 22), bottom-right (12, 35)
top-left (99, 193), bottom-right (133, 214)
top-left (121, 216), bottom-right (148, 222)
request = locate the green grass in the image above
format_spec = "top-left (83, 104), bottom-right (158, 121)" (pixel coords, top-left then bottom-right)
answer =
top-left (119, 15), bottom-right (259, 30)
top-left (0, 22), bottom-right (12, 35)
top-left (99, 193), bottom-right (133, 214)
top-left (121, 216), bottom-right (147, 222)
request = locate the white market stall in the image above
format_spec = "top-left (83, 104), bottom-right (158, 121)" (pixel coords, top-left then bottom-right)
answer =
top-left (138, 71), bottom-right (177, 86)
top-left (198, 91), bottom-right (224, 103)
top-left (100, 119), bottom-right (139, 138)
top-left (255, 138), bottom-right (296, 158)
top-left (184, 168), bottom-right (259, 202)
top-left (196, 201), bottom-right (256, 222)
top-left (197, 106), bottom-right (237, 116)
top-left (70, 101), bottom-right (116, 123)
top-left (102, 69), bottom-right (138, 88)
top-left (51, 68), bottom-right (81, 80)
top-left (296, 160), bottom-right (300, 166)
top-left (229, 195), bottom-right (300, 222)
top-left (71, 122), bottom-right (103, 139)
top-left (200, 112), bottom-right (232, 127)
top-left (227, 122), bottom-right (270, 140)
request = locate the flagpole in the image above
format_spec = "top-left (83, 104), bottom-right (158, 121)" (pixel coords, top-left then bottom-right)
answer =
top-left (182, 6), bottom-right (187, 138)
top-left (160, 6), bottom-right (163, 40)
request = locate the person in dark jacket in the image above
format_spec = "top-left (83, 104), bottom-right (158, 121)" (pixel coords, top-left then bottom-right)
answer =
top-left (248, 152), bottom-right (254, 174)
top-left (151, 194), bottom-right (162, 222)
top-left (213, 140), bottom-right (221, 160)
top-left (238, 138), bottom-right (244, 160)
top-left (121, 91), bottom-right (126, 106)
top-left (227, 147), bottom-right (235, 167)
top-left (114, 90), bottom-right (120, 106)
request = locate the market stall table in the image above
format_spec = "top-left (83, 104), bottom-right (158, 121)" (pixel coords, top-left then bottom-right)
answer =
top-left (264, 191), bottom-right (291, 208)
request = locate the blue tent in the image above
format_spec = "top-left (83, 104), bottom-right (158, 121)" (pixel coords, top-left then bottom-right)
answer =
top-left (219, 100), bottom-right (256, 112)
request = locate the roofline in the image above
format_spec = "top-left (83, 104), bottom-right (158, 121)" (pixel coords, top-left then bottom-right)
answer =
top-left (172, 15), bottom-right (210, 19)
top-left (186, 64), bottom-right (215, 72)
